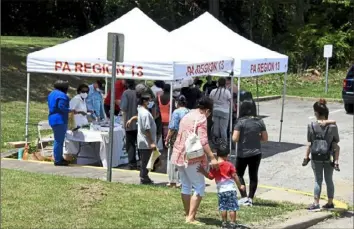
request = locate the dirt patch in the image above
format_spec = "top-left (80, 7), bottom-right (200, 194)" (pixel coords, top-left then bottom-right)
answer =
top-left (72, 182), bottom-right (107, 210)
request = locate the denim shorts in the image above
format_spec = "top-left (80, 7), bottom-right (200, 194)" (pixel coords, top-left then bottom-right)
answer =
top-left (218, 190), bottom-right (239, 211)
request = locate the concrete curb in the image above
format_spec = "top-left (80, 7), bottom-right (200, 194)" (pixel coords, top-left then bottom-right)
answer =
top-left (285, 95), bottom-right (343, 103)
top-left (1, 149), bottom-right (17, 158)
top-left (273, 211), bottom-right (333, 229)
top-left (254, 95), bottom-right (281, 102)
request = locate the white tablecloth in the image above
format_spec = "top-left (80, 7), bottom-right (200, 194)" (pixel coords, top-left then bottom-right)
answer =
top-left (64, 125), bottom-right (128, 167)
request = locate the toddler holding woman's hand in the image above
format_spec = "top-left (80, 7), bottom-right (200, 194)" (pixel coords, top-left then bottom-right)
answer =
top-left (198, 148), bottom-right (245, 229)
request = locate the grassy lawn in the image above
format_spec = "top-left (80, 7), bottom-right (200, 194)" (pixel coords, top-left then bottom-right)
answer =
top-left (1, 168), bottom-right (302, 228)
top-left (0, 36), bottom-right (346, 152)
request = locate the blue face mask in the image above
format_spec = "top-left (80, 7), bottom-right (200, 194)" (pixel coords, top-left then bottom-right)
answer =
top-left (147, 101), bottom-right (154, 109)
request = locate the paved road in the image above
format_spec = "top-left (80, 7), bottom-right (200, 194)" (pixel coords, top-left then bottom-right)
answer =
top-left (249, 98), bottom-right (353, 204)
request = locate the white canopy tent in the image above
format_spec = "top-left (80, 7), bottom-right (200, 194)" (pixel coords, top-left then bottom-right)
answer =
top-left (170, 12), bottom-right (289, 146)
top-left (25, 8), bottom-right (235, 176)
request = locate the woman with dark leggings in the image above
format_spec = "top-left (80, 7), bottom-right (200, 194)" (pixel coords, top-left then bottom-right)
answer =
top-left (232, 99), bottom-right (268, 206)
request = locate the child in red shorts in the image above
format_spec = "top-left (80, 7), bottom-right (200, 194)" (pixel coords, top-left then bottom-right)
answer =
top-left (198, 148), bottom-right (245, 229)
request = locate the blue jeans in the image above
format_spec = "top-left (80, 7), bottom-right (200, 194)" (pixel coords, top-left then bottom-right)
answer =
top-left (51, 124), bottom-right (67, 163)
top-left (311, 160), bottom-right (334, 199)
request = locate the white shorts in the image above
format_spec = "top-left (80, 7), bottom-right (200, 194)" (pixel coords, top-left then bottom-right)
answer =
top-left (178, 163), bottom-right (206, 196)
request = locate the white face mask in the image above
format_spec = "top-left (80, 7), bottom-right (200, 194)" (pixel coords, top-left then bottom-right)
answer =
top-left (96, 88), bottom-right (101, 92)
top-left (147, 101), bottom-right (154, 109)
top-left (80, 93), bottom-right (88, 99)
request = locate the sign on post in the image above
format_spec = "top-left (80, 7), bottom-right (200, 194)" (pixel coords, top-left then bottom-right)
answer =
top-left (323, 44), bottom-right (333, 93)
top-left (107, 33), bottom-right (125, 62)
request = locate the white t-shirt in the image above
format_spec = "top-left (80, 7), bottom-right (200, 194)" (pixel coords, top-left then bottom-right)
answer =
top-left (70, 94), bottom-right (89, 127)
top-left (209, 88), bottom-right (231, 114)
top-left (151, 85), bottom-right (163, 97)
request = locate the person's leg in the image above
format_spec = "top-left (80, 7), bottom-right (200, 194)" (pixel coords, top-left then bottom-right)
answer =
top-left (187, 163), bottom-right (206, 222)
top-left (247, 154), bottom-right (262, 201)
top-left (323, 162), bottom-right (335, 206)
top-left (139, 149), bottom-right (153, 183)
top-left (235, 157), bottom-right (248, 198)
top-left (52, 124), bottom-right (67, 164)
top-left (103, 104), bottom-right (110, 118)
top-left (212, 116), bottom-right (221, 139)
top-left (126, 130), bottom-right (137, 169)
top-left (220, 116), bottom-right (229, 142)
top-left (178, 166), bottom-right (192, 217)
top-left (310, 161), bottom-right (324, 209)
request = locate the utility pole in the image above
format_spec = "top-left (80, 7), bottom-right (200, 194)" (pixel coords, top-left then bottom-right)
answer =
top-left (209, 0), bottom-right (219, 19)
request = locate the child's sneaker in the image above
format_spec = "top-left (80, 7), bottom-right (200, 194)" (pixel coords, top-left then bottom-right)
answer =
top-left (322, 203), bottom-right (334, 210)
top-left (220, 221), bottom-right (228, 229)
top-left (307, 203), bottom-right (321, 211)
top-left (229, 222), bottom-right (239, 229)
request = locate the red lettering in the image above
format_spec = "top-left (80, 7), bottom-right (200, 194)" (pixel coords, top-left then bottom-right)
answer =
top-left (186, 66), bottom-right (194, 76)
top-left (93, 64), bottom-right (101, 74)
top-left (104, 64), bottom-right (111, 74)
top-left (131, 65), bottom-right (135, 77)
top-left (55, 61), bottom-right (62, 71)
top-left (84, 63), bottom-right (91, 73)
top-left (62, 62), bottom-right (71, 72)
top-left (117, 65), bottom-right (125, 76)
top-left (250, 64), bottom-right (256, 73)
top-left (137, 66), bottom-right (143, 77)
top-left (75, 62), bottom-right (83, 72)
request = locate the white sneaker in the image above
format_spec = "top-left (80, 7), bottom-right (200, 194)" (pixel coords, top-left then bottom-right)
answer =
top-left (244, 198), bottom-right (253, 206)
top-left (238, 197), bottom-right (249, 205)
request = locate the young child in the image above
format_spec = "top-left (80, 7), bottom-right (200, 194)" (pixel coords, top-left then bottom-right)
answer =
top-left (197, 148), bottom-right (245, 229)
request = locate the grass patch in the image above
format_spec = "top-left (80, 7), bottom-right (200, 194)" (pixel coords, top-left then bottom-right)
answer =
top-left (1, 168), bottom-right (302, 228)
top-left (0, 36), bottom-right (346, 151)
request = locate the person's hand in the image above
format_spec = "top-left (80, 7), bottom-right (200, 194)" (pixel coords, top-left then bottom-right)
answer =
top-left (239, 185), bottom-right (246, 192)
top-left (210, 158), bottom-right (219, 169)
top-left (126, 119), bottom-right (132, 128)
top-left (319, 120), bottom-right (326, 126)
top-left (197, 164), bottom-right (205, 174)
top-left (78, 111), bottom-right (87, 116)
top-left (150, 143), bottom-right (156, 150)
top-left (334, 160), bottom-right (340, 171)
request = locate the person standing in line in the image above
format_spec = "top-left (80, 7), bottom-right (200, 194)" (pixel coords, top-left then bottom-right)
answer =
top-left (86, 79), bottom-right (106, 121)
top-left (181, 78), bottom-right (202, 109)
top-left (209, 78), bottom-right (231, 147)
top-left (232, 99), bottom-right (268, 206)
top-left (47, 80), bottom-right (77, 166)
top-left (104, 79), bottom-right (126, 118)
top-left (171, 96), bottom-right (219, 225)
top-left (165, 95), bottom-right (189, 188)
top-left (120, 79), bottom-right (139, 170)
top-left (303, 99), bottom-right (340, 211)
top-left (136, 93), bottom-right (157, 185)
top-left (158, 84), bottom-right (174, 148)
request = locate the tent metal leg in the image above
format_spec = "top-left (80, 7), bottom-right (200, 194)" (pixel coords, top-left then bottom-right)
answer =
top-left (167, 83), bottom-right (174, 174)
top-left (279, 72), bottom-right (288, 142)
top-left (105, 77), bottom-right (108, 95)
top-left (25, 73), bottom-right (31, 143)
top-left (229, 72), bottom-right (234, 154)
top-left (234, 75), bottom-right (241, 160)
top-left (256, 77), bottom-right (260, 116)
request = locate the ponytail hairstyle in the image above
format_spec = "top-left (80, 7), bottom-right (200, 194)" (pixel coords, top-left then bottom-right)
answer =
top-left (313, 98), bottom-right (329, 118)
top-left (177, 95), bottom-right (187, 107)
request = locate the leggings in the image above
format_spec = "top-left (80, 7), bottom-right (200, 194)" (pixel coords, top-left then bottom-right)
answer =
top-left (235, 154), bottom-right (262, 199)
top-left (311, 160), bottom-right (334, 199)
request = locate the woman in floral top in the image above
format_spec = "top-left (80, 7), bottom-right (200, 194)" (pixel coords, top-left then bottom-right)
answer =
top-left (171, 96), bottom-right (218, 225)
top-left (165, 95), bottom-right (189, 188)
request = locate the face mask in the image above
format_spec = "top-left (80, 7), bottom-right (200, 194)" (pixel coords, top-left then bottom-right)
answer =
top-left (80, 93), bottom-right (88, 99)
top-left (147, 101), bottom-right (154, 109)
top-left (96, 88), bottom-right (101, 92)
top-left (175, 102), bottom-right (178, 108)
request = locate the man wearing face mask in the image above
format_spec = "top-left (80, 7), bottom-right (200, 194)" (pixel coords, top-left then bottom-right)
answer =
top-left (87, 79), bottom-right (106, 121)
top-left (70, 84), bottom-right (90, 127)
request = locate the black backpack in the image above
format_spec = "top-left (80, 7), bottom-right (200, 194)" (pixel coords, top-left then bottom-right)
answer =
top-left (310, 123), bottom-right (330, 161)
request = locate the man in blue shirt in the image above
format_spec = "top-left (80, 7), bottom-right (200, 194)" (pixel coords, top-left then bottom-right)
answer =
top-left (86, 79), bottom-right (106, 120)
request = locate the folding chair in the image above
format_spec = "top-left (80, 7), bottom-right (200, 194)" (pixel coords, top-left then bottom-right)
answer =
top-left (37, 120), bottom-right (54, 157)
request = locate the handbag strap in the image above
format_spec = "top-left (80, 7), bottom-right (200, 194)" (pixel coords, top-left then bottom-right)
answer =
top-left (193, 117), bottom-right (206, 134)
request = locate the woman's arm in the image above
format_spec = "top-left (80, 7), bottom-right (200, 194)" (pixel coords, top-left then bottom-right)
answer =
top-left (165, 129), bottom-right (175, 144)
top-left (319, 120), bottom-right (336, 126)
top-left (197, 119), bottom-right (217, 167)
top-left (232, 130), bottom-right (240, 142)
top-left (57, 98), bottom-right (72, 113)
top-left (260, 131), bottom-right (268, 142)
top-left (126, 116), bottom-right (138, 128)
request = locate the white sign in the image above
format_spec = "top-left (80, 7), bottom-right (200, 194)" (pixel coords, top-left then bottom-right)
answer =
top-left (323, 44), bottom-right (333, 58)
top-left (240, 58), bottom-right (288, 77)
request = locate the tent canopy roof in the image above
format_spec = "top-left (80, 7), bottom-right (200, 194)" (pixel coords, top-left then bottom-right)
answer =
top-left (27, 8), bottom-right (233, 80)
top-left (170, 12), bottom-right (288, 76)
